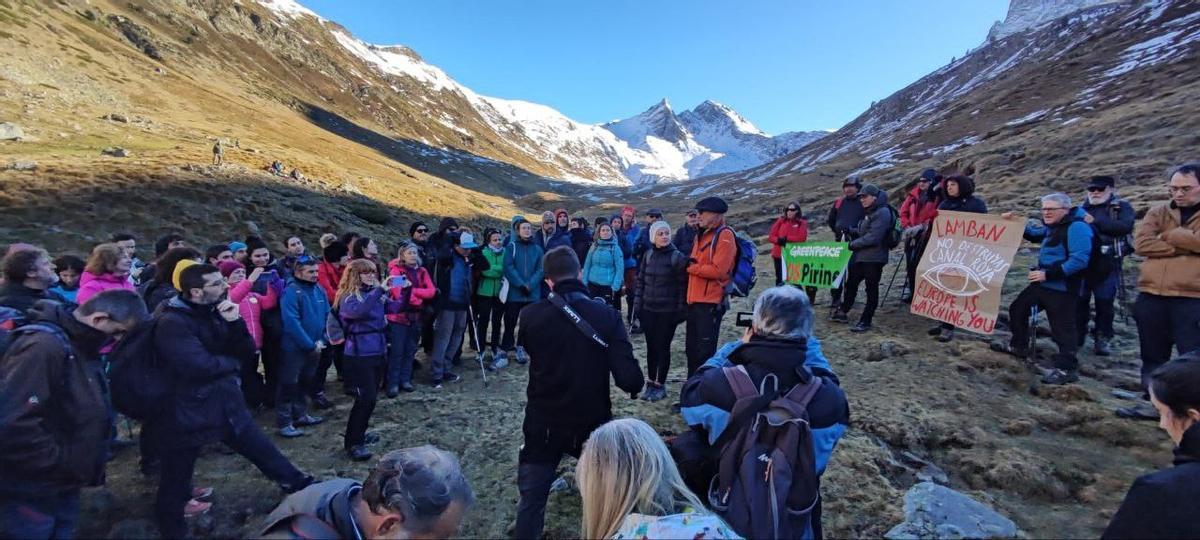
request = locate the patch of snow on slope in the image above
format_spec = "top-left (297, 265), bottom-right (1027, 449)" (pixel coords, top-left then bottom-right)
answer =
top-left (1104, 28), bottom-right (1191, 77)
top-left (258, 0), bottom-right (323, 20)
top-left (332, 31), bottom-right (456, 91)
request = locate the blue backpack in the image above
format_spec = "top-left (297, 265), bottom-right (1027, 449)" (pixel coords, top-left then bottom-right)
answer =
top-left (709, 226), bottom-right (758, 298)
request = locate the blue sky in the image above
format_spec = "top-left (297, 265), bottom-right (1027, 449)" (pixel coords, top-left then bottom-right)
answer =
top-left (301, 0), bottom-right (1008, 135)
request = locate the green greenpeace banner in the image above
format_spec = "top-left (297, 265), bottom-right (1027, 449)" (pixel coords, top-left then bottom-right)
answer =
top-left (782, 242), bottom-right (852, 289)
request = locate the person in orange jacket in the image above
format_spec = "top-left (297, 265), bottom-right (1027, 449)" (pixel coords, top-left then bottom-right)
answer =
top-left (685, 197), bottom-right (737, 378)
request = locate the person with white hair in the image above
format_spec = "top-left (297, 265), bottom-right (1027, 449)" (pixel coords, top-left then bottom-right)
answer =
top-left (995, 193), bottom-right (1094, 385)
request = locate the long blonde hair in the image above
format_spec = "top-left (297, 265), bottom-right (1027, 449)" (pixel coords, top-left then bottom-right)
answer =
top-left (577, 418), bottom-right (710, 539)
top-left (334, 259), bottom-right (378, 307)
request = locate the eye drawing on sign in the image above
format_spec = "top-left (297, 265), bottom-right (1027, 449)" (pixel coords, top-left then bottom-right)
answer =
top-left (921, 262), bottom-right (990, 296)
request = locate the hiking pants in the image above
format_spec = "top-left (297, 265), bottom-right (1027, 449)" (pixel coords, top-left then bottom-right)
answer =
top-left (240, 350), bottom-right (267, 409)
top-left (0, 490), bottom-right (80, 539)
top-left (501, 301), bottom-right (531, 352)
top-left (841, 261), bottom-right (885, 324)
top-left (587, 283), bottom-right (618, 310)
top-left (640, 310), bottom-right (681, 385)
top-left (343, 354), bottom-right (381, 448)
top-left (1008, 284), bottom-right (1079, 371)
top-left (386, 322), bottom-right (420, 388)
top-left (277, 347), bottom-right (318, 427)
top-left (430, 309), bottom-right (468, 382)
top-left (1134, 293), bottom-right (1200, 392)
top-left (514, 420), bottom-right (589, 540)
top-left (623, 268), bottom-right (638, 322)
top-left (156, 424), bottom-right (305, 539)
top-left (685, 303), bottom-right (725, 377)
top-left (1076, 267), bottom-right (1120, 342)
top-left (473, 295), bottom-right (504, 350)
top-left (310, 343), bottom-right (343, 399)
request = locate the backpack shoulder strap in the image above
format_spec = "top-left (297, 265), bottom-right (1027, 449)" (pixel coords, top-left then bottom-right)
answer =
top-left (721, 365), bottom-right (757, 400)
top-left (779, 375), bottom-right (823, 416)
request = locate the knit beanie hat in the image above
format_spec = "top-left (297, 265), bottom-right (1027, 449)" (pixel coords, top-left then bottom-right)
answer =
top-left (228, 240), bottom-right (247, 253)
top-left (173, 259), bottom-right (198, 291)
top-left (649, 220), bottom-right (672, 239)
top-left (218, 260), bottom-right (245, 278)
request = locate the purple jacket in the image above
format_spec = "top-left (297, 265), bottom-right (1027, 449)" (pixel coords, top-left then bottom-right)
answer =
top-left (337, 287), bottom-right (402, 358)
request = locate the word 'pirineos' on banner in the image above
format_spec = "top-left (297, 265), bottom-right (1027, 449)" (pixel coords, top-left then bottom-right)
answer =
top-left (782, 241), bottom-right (853, 289)
top-left (910, 211), bottom-right (1024, 334)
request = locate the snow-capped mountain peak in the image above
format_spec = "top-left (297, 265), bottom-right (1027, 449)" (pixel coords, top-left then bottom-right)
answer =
top-left (687, 100), bottom-right (766, 136)
top-left (603, 99), bottom-right (689, 146)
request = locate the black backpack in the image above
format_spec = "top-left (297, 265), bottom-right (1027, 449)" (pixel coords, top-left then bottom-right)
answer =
top-left (106, 317), bottom-right (170, 420)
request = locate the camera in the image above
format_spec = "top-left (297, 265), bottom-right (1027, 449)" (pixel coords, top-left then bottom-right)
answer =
top-left (735, 311), bottom-right (753, 328)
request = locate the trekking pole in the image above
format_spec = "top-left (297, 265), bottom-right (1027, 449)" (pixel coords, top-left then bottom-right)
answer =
top-left (1116, 260), bottom-right (1131, 326)
top-left (466, 302), bottom-right (488, 387)
top-left (1027, 305), bottom-right (1040, 367)
top-left (881, 254), bottom-right (904, 305)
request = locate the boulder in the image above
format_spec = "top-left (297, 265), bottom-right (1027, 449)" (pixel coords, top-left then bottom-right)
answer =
top-left (7, 160), bottom-right (37, 171)
top-left (885, 482), bottom-right (1019, 539)
top-left (103, 113), bottom-right (129, 123)
top-left (0, 122), bottom-right (24, 140)
top-left (102, 147), bottom-right (131, 157)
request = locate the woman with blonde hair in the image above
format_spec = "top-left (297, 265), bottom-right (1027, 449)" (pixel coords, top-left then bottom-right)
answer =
top-left (76, 242), bottom-right (136, 304)
top-left (335, 258), bottom-right (403, 461)
top-left (577, 418), bottom-right (739, 539)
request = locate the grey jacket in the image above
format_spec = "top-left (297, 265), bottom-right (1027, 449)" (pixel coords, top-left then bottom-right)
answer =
top-left (848, 194), bottom-right (892, 264)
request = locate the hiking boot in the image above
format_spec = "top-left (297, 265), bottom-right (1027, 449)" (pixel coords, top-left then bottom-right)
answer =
top-left (1116, 403), bottom-right (1160, 421)
top-left (1041, 369), bottom-right (1079, 385)
top-left (831, 311), bottom-right (849, 323)
top-left (1094, 338), bottom-right (1113, 356)
top-left (515, 347), bottom-right (530, 365)
top-left (432, 382), bottom-right (444, 390)
top-left (183, 499), bottom-right (212, 518)
top-left (294, 415), bottom-right (324, 427)
top-left (649, 386), bottom-right (668, 402)
top-left (312, 393), bottom-right (334, 409)
top-left (278, 425), bottom-right (305, 438)
top-left (191, 486), bottom-right (214, 501)
top-left (849, 321), bottom-right (871, 333)
top-left (385, 386), bottom-right (399, 398)
top-left (400, 382), bottom-right (415, 392)
top-left (827, 305), bottom-right (840, 320)
top-left (444, 372), bottom-right (462, 383)
top-left (364, 431), bottom-right (380, 445)
top-left (346, 445), bottom-right (372, 462)
top-left (639, 383), bottom-right (653, 401)
top-left (936, 327), bottom-right (955, 343)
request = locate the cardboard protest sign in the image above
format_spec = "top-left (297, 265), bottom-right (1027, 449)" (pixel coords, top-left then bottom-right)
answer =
top-left (782, 241), bottom-right (853, 289)
top-left (910, 211), bottom-right (1024, 334)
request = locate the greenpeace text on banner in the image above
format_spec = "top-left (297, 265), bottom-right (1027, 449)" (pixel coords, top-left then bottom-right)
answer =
top-left (783, 241), bottom-right (852, 289)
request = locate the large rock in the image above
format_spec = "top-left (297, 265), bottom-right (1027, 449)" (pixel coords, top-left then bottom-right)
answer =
top-left (885, 482), bottom-right (1019, 540)
top-left (0, 122), bottom-right (23, 140)
top-left (7, 160), bottom-right (37, 171)
top-left (102, 147), bottom-right (131, 157)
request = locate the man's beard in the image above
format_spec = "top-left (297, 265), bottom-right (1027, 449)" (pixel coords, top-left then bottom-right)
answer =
top-left (1088, 193), bottom-right (1109, 205)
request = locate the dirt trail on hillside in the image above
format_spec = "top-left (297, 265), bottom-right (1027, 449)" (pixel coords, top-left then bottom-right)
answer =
top-left (75, 253), bottom-right (1166, 539)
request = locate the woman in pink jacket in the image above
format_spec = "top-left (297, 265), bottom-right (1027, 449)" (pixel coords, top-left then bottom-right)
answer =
top-left (219, 260), bottom-right (277, 410)
top-left (384, 242), bottom-right (436, 396)
top-left (77, 242), bottom-right (136, 304)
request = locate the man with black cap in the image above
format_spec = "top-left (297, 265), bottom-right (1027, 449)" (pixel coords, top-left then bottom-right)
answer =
top-left (826, 178), bottom-right (866, 316)
top-left (685, 197), bottom-right (738, 378)
top-left (1076, 175), bottom-right (1134, 356)
top-left (512, 246), bottom-right (643, 539)
top-left (833, 184), bottom-right (891, 332)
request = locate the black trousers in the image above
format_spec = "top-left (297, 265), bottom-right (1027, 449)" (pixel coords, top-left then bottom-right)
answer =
top-left (904, 234), bottom-right (930, 295)
top-left (473, 295), bottom-right (504, 350)
top-left (514, 420), bottom-right (590, 540)
top-left (1008, 284), bottom-right (1079, 370)
top-left (240, 351), bottom-right (267, 409)
top-left (1076, 268), bottom-right (1121, 342)
top-left (156, 424), bottom-right (304, 538)
top-left (260, 322), bottom-right (283, 408)
top-left (343, 354), bottom-right (381, 448)
top-left (310, 343), bottom-right (343, 398)
top-left (421, 311), bottom-right (436, 355)
top-left (587, 283), bottom-right (619, 310)
top-left (640, 310), bottom-right (681, 385)
top-left (685, 303), bottom-right (725, 377)
top-left (773, 257), bottom-right (819, 304)
top-left (501, 301), bottom-right (531, 351)
top-left (1134, 293), bottom-right (1200, 391)
top-left (840, 262), bottom-right (885, 324)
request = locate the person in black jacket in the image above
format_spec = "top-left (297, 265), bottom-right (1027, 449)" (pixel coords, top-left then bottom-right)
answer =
top-left (833, 184), bottom-right (892, 333)
top-left (0, 292), bottom-right (145, 539)
top-left (825, 178), bottom-right (866, 316)
top-left (1076, 175), bottom-right (1135, 356)
top-left (568, 217), bottom-right (593, 265)
top-left (429, 231), bottom-right (489, 387)
top-left (513, 246), bottom-right (644, 539)
top-left (152, 264), bottom-right (312, 538)
top-left (634, 220), bottom-right (688, 402)
top-left (929, 174), bottom-right (989, 342)
top-left (673, 210), bottom-right (700, 256)
top-left (0, 247), bottom-right (68, 315)
top-left (1104, 357), bottom-right (1200, 539)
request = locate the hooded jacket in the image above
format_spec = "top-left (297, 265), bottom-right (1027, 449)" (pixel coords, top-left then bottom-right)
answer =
top-left (768, 215), bottom-right (809, 259)
top-left (622, 223), bottom-right (643, 269)
top-left (0, 302), bottom-right (110, 497)
top-left (76, 271), bottom-right (136, 305)
top-left (338, 287), bottom-right (403, 358)
top-left (1134, 201), bottom-right (1200, 299)
top-left (848, 192), bottom-right (893, 265)
top-left (503, 235), bottom-right (545, 303)
top-left (386, 260), bottom-right (436, 326)
top-left (900, 185), bottom-right (940, 228)
top-left (533, 226), bottom-right (571, 253)
top-left (1023, 207), bottom-right (1094, 293)
top-left (582, 237), bottom-right (625, 291)
top-left (280, 279), bottom-right (330, 352)
top-left (1103, 424), bottom-right (1200, 539)
top-left (228, 277), bottom-right (278, 350)
top-left (937, 177), bottom-right (988, 214)
top-left (433, 247), bottom-right (489, 311)
top-left (477, 246), bottom-right (506, 298)
top-left (635, 244), bottom-right (688, 314)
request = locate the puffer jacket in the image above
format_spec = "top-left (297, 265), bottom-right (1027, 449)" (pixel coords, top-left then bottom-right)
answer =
top-left (582, 238), bottom-right (625, 291)
top-left (570, 228), bottom-right (593, 264)
top-left (386, 260), bottom-right (436, 325)
top-left (622, 224), bottom-right (642, 269)
top-left (228, 278), bottom-right (278, 350)
top-left (338, 287), bottom-right (402, 358)
top-left (1135, 201), bottom-right (1200, 298)
top-left (1024, 207), bottom-right (1094, 293)
top-left (687, 222), bottom-right (737, 305)
top-left (76, 271), bottom-right (135, 305)
top-left (900, 185), bottom-right (940, 228)
top-left (768, 216), bottom-right (809, 259)
top-left (280, 279), bottom-right (330, 352)
top-left (477, 247), bottom-right (506, 298)
top-left (848, 192), bottom-right (893, 264)
top-left (634, 244), bottom-right (688, 314)
top-left (937, 176), bottom-right (988, 214)
top-left (503, 237), bottom-right (544, 303)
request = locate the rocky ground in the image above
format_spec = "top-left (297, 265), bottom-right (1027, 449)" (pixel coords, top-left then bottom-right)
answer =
top-left (74, 250), bottom-right (1169, 539)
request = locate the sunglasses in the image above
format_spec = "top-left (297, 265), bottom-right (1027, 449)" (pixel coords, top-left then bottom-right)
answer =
top-left (1086, 186), bottom-right (1107, 192)
top-left (415, 228), bottom-right (429, 233)
top-left (785, 207), bottom-right (798, 211)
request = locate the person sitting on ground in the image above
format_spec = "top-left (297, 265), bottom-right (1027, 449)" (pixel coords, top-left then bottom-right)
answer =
top-left (204, 243), bottom-right (234, 266)
top-left (678, 285), bottom-right (849, 539)
top-left (513, 246), bottom-right (644, 539)
top-left (76, 243), bottom-right (137, 306)
top-left (385, 243), bottom-right (436, 396)
top-left (261, 446), bottom-right (474, 540)
top-left (577, 418), bottom-right (739, 540)
top-left (582, 222), bottom-right (625, 309)
top-left (278, 256), bottom-right (329, 438)
top-left (1103, 358), bottom-right (1200, 539)
top-left (501, 217), bottom-right (544, 364)
top-left (634, 220), bottom-right (688, 402)
top-left (833, 184), bottom-right (892, 333)
top-left (994, 193), bottom-right (1093, 385)
top-left (221, 260), bottom-right (276, 409)
top-left (0, 247), bottom-right (67, 314)
top-left (139, 247), bottom-right (202, 312)
top-left (49, 254), bottom-right (85, 304)
top-left (0, 291), bottom-right (147, 539)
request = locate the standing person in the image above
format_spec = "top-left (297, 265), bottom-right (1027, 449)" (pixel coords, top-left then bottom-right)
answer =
top-left (1117, 164), bottom-right (1200, 421)
top-left (620, 206), bottom-right (643, 330)
top-left (554, 209), bottom-right (570, 234)
top-left (768, 201), bottom-right (818, 304)
top-left (425, 220), bottom-right (457, 356)
top-left (204, 244), bottom-right (234, 266)
top-left (428, 232), bottom-right (488, 388)
top-left (0, 291), bottom-right (146, 540)
top-left (49, 255), bottom-right (85, 304)
top-left (928, 174), bottom-right (989, 342)
top-left (581, 223), bottom-right (624, 309)
top-left (314, 241), bottom-right (350, 406)
top-left (139, 247), bottom-right (202, 312)
top-left (825, 178), bottom-right (866, 316)
top-left (475, 230), bottom-right (507, 370)
top-left (135, 233), bottom-right (186, 286)
top-left (0, 247), bottom-right (66, 314)
top-left (229, 240), bottom-right (248, 265)
top-left (212, 139), bottom-right (223, 165)
top-left (673, 210), bottom-right (700, 257)
top-left (275, 236), bottom-right (307, 277)
top-left (153, 265), bottom-right (313, 538)
top-left (318, 233), bottom-right (337, 251)
top-left (633, 208), bottom-right (662, 264)
top-left (277, 257), bottom-right (329, 437)
top-left (350, 236), bottom-right (382, 274)
top-left (994, 193), bottom-right (1093, 385)
top-left (1103, 358), bottom-right (1200, 539)
top-left (533, 211), bottom-right (571, 254)
top-left (899, 169), bottom-right (941, 303)
top-left (502, 218), bottom-right (544, 365)
top-left (577, 419), bottom-right (738, 540)
top-left (609, 215), bottom-right (633, 315)
top-left (110, 233), bottom-right (144, 284)
top-left (512, 247), bottom-right (644, 539)
top-left (317, 241), bottom-right (350, 306)
top-left (385, 243), bottom-right (436, 396)
top-left (832, 184), bottom-right (891, 333)
top-left (634, 220), bottom-right (688, 402)
top-left (335, 260), bottom-right (403, 461)
top-left (1076, 175), bottom-right (1135, 356)
top-left (568, 218), bottom-right (593, 265)
top-left (248, 237), bottom-right (293, 409)
top-left (685, 197), bottom-right (737, 379)
top-left (221, 261), bottom-right (277, 409)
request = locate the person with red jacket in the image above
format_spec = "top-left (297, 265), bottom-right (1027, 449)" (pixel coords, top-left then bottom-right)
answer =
top-left (767, 201), bottom-right (817, 304)
top-left (899, 168), bottom-right (942, 303)
top-left (317, 241), bottom-right (349, 303)
top-left (384, 243), bottom-right (437, 396)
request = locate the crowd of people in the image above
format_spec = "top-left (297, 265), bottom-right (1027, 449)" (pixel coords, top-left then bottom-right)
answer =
top-left (0, 161), bottom-right (1197, 539)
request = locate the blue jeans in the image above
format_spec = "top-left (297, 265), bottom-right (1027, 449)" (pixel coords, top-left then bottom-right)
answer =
top-left (386, 322), bottom-right (420, 388)
top-left (0, 490), bottom-right (80, 539)
top-left (1076, 268), bottom-right (1120, 341)
top-left (277, 347), bottom-right (318, 427)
